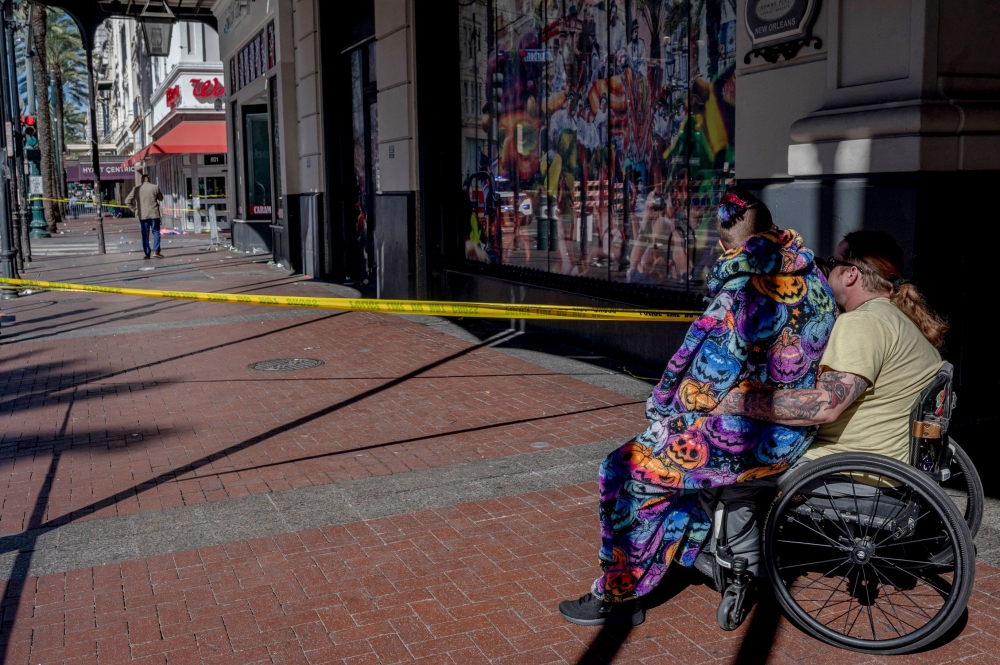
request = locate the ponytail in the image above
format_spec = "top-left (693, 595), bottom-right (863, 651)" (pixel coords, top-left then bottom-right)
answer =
top-left (890, 282), bottom-right (949, 349)
top-left (843, 230), bottom-right (949, 349)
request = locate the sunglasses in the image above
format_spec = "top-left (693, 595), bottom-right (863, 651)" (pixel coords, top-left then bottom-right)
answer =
top-left (816, 256), bottom-right (858, 277)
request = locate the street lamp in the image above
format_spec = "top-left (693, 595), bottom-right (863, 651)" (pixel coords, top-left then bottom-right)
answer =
top-left (139, 0), bottom-right (175, 57)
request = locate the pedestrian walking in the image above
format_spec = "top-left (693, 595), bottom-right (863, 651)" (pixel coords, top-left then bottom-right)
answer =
top-left (68, 193), bottom-right (78, 219)
top-left (125, 172), bottom-right (165, 259)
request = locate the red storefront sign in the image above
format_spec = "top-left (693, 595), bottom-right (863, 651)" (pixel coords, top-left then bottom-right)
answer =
top-left (166, 85), bottom-right (181, 109)
top-left (250, 204), bottom-right (272, 216)
top-left (191, 78), bottom-right (226, 99)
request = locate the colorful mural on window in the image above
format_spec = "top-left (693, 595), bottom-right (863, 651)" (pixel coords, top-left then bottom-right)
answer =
top-left (459, 0), bottom-right (737, 291)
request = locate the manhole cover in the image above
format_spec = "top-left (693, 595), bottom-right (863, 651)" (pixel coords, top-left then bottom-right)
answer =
top-left (248, 358), bottom-right (325, 372)
top-left (124, 272), bottom-right (213, 283)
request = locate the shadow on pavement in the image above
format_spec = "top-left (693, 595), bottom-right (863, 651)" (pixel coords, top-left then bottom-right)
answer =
top-left (0, 314), bottom-right (343, 413)
top-left (444, 317), bottom-right (664, 389)
top-left (8, 328), bottom-right (518, 537)
top-left (178, 399), bottom-right (640, 482)
top-left (732, 589), bottom-right (781, 664)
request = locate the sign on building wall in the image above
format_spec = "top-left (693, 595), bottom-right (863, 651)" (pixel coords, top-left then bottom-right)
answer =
top-left (64, 160), bottom-right (136, 182)
top-left (205, 154), bottom-right (227, 165)
top-left (192, 78), bottom-right (227, 99)
top-left (744, 0), bottom-right (819, 47)
top-left (166, 85), bottom-right (181, 109)
top-left (231, 21), bottom-right (276, 94)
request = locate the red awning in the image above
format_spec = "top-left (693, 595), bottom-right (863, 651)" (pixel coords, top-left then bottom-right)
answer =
top-left (123, 121), bottom-right (228, 167)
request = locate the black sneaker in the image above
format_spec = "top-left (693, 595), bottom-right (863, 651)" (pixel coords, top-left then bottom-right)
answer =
top-left (558, 593), bottom-right (644, 626)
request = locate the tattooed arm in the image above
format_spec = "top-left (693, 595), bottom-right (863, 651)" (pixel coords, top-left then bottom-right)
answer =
top-left (714, 370), bottom-right (871, 426)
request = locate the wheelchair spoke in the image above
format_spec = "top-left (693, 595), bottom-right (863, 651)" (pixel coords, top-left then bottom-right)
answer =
top-left (875, 534), bottom-right (948, 548)
top-left (822, 479), bottom-right (854, 539)
top-left (864, 474), bottom-right (885, 542)
top-left (871, 557), bottom-right (952, 597)
top-left (815, 563), bottom-right (856, 619)
top-left (870, 564), bottom-right (929, 629)
top-left (862, 566), bottom-right (878, 640)
top-left (788, 513), bottom-right (850, 550)
top-left (779, 556), bottom-right (851, 571)
top-left (874, 555), bottom-right (951, 566)
top-left (790, 559), bottom-right (853, 599)
top-left (844, 577), bottom-right (861, 635)
top-left (777, 539), bottom-right (846, 548)
top-left (871, 596), bottom-right (909, 637)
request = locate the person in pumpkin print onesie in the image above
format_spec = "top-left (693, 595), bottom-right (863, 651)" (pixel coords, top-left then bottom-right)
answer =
top-left (559, 191), bottom-right (838, 627)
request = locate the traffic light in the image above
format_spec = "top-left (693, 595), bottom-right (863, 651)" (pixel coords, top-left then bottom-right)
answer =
top-left (20, 114), bottom-right (40, 163)
top-left (21, 114), bottom-right (37, 147)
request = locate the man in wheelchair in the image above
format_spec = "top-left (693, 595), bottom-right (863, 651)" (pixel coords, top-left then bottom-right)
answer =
top-left (558, 192), bottom-right (838, 627)
top-left (703, 230), bottom-right (951, 619)
top-left (716, 230), bottom-right (947, 462)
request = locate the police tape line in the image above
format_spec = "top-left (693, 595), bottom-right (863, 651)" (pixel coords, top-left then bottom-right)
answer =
top-left (28, 197), bottom-right (130, 209)
top-left (0, 278), bottom-right (701, 323)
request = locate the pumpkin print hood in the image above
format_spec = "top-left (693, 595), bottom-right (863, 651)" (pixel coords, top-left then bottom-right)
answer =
top-left (707, 228), bottom-right (814, 295)
top-left (634, 224), bottom-right (837, 492)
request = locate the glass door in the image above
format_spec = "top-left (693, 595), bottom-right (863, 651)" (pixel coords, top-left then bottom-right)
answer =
top-left (242, 104), bottom-right (272, 219)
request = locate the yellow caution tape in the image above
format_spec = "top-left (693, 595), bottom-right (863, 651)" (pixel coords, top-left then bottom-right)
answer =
top-left (0, 277), bottom-right (700, 323)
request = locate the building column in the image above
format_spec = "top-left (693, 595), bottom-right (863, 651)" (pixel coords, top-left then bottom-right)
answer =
top-left (737, 0), bottom-right (1000, 475)
top-left (374, 0), bottom-right (419, 299)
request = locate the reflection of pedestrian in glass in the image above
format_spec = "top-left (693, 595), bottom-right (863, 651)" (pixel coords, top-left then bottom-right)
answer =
top-left (609, 1), bottom-right (626, 63)
top-left (627, 19), bottom-right (647, 76)
top-left (348, 190), bottom-right (369, 285)
top-left (575, 6), bottom-right (597, 90)
top-left (545, 90), bottom-right (583, 275)
top-left (552, 35), bottom-right (568, 92)
top-left (626, 186), bottom-right (686, 284)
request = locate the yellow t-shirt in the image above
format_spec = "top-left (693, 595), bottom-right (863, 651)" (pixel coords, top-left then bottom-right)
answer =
top-left (804, 298), bottom-right (942, 463)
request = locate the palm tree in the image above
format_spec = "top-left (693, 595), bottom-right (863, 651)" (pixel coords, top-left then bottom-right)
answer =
top-left (46, 12), bottom-right (88, 214)
top-left (30, 5), bottom-right (61, 232)
top-left (636, 0), bottom-right (666, 60)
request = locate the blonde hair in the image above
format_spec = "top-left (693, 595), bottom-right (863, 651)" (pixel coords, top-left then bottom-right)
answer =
top-left (843, 231), bottom-right (949, 349)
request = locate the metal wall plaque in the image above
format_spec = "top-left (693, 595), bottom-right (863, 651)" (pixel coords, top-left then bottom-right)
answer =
top-left (744, 0), bottom-right (821, 64)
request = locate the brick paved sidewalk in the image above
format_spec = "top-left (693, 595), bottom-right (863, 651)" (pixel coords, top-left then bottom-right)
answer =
top-left (1, 245), bottom-right (648, 535)
top-left (2, 483), bottom-right (999, 665)
top-left (1, 247), bottom-right (997, 664)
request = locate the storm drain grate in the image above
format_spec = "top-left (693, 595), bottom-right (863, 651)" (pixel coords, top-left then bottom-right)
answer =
top-left (55, 297), bottom-right (92, 304)
top-left (248, 358), bottom-right (325, 372)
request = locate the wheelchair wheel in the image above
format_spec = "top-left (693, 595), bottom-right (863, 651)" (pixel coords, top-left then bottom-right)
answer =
top-left (941, 439), bottom-right (983, 538)
top-left (764, 453), bottom-right (975, 654)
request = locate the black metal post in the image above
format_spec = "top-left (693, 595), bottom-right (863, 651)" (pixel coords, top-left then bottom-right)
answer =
top-left (85, 48), bottom-right (105, 254)
top-left (4, 0), bottom-right (27, 265)
top-left (0, 0), bottom-right (20, 296)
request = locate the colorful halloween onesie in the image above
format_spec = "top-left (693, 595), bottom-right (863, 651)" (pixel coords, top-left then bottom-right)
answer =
top-left (593, 228), bottom-right (837, 602)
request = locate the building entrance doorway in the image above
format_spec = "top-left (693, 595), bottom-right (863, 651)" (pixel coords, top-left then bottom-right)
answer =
top-left (242, 104), bottom-right (272, 219)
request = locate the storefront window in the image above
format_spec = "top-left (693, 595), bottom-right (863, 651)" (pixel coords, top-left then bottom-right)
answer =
top-left (243, 107), bottom-right (272, 218)
top-left (348, 45), bottom-right (377, 283)
top-left (458, 0), bottom-right (737, 292)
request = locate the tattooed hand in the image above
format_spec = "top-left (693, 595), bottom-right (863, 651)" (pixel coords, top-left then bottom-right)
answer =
top-left (713, 370), bottom-right (870, 426)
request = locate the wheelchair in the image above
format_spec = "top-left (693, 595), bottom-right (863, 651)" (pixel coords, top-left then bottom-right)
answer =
top-left (695, 363), bottom-right (983, 654)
